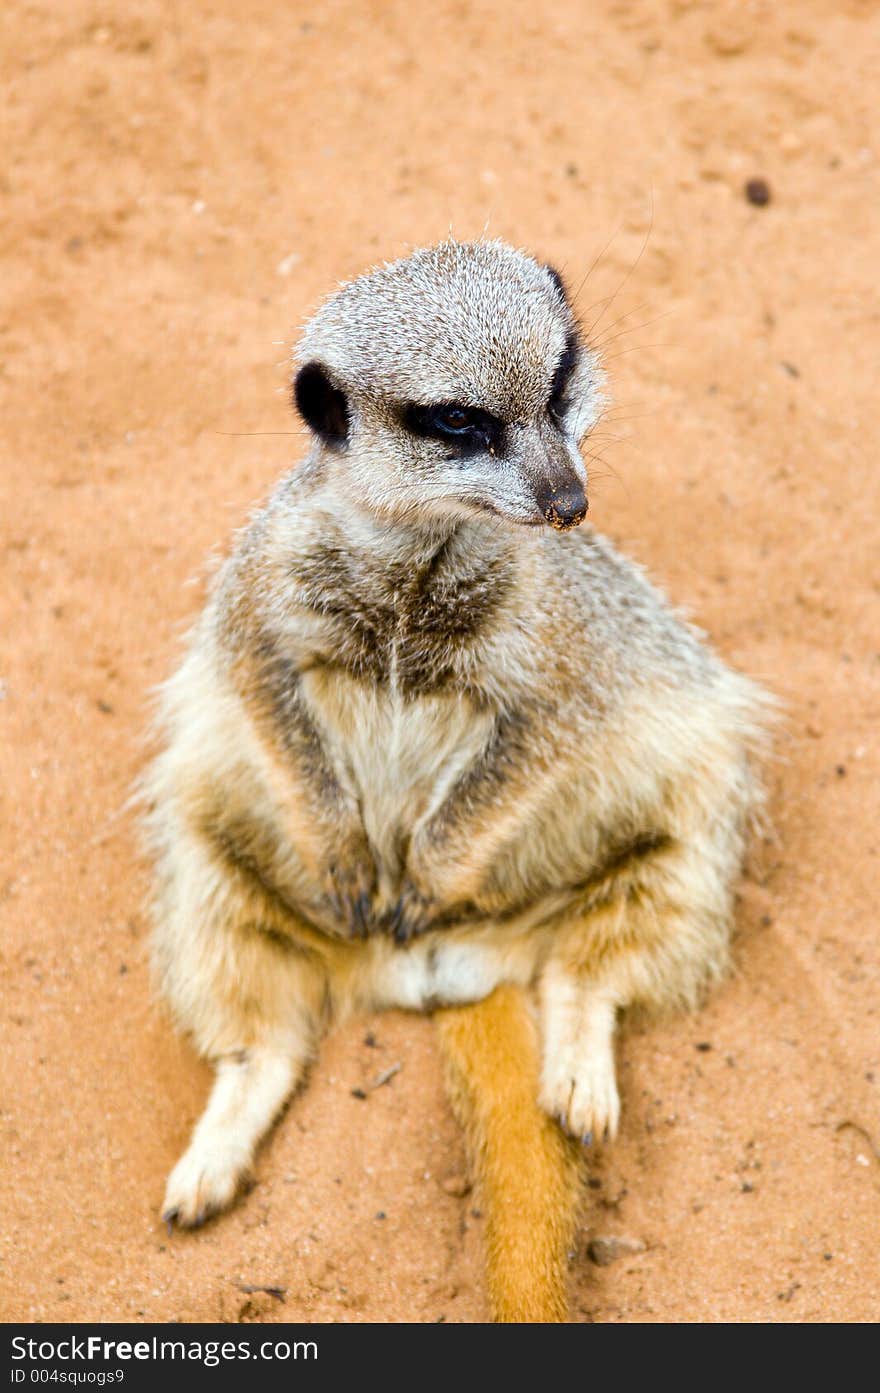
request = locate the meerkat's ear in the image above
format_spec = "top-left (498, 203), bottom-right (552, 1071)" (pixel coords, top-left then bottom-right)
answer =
top-left (293, 362), bottom-right (350, 448)
top-left (543, 264), bottom-right (569, 304)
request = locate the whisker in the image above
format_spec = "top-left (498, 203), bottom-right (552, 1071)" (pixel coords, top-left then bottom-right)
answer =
top-left (584, 430), bottom-right (631, 448)
top-left (603, 343), bottom-right (671, 363)
top-left (596, 406), bottom-right (660, 424)
top-left (591, 310), bottom-right (674, 354)
top-left (587, 193), bottom-right (655, 340)
top-left (570, 223), bottom-right (624, 306)
top-left (587, 299), bottom-right (653, 346)
top-left (583, 444), bottom-right (630, 500)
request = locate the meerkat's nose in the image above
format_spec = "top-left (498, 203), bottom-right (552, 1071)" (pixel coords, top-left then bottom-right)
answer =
top-left (536, 478), bottom-right (588, 532)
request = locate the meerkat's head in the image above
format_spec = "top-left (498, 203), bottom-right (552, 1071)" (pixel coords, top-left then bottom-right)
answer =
top-left (293, 240), bottom-right (604, 533)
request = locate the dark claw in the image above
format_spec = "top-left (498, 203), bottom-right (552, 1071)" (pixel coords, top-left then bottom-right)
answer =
top-left (163, 1209), bottom-right (178, 1236)
top-left (386, 900), bottom-right (409, 944)
top-left (581, 1131), bottom-right (593, 1148)
top-left (393, 918), bottom-right (411, 945)
top-left (353, 892), bottom-right (371, 938)
top-left (191, 1210), bottom-right (206, 1230)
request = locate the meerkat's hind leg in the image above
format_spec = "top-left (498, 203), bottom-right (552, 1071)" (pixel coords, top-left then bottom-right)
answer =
top-left (163, 1043), bottom-right (305, 1229)
top-left (538, 964), bottom-right (621, 1145)
top-left (539, 841), bottom-right (737, 1143)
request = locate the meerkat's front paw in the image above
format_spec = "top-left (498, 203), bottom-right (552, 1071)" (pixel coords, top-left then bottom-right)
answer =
top-left (382, 882), bottom-right (437, 944)
top-left (539, 1045), bottom-right (621, 1145)
top-left (324, 853), bottom-right (377, 939)
top-left (162, 1139), bottom-right (251, 1230)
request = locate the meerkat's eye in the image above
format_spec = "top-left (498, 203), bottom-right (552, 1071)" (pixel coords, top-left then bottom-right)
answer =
top-left (547, 332), bottom-right (580, 423)
top-left (436, 404), bottom-right (476, 432)
top-left (402, 401), bottom-right (504, 455)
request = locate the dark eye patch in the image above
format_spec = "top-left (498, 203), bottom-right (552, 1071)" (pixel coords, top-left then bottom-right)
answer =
top-left (402, 401), bottom-right (504, 457)
top-left (548, 332), bottom-right (580, 420)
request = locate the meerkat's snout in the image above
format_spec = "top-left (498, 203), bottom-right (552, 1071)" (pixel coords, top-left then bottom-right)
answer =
top-left (505, 417), bottom-right (589, 531)
top-left (537, 477), bottom-right (588, 531)
top-left (509, 415), bottom-right (590, 529)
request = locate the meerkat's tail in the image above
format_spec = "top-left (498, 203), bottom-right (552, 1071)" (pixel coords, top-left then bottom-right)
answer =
top-left (434, 984), bottom-right (583, 1323)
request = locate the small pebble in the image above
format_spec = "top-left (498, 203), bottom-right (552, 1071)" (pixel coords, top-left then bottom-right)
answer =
top-left (745, 177), bottom-right (771, 207)
top-left (587, 1235), bottom-right (646, 1267)
top-left (440, 1174), bottom-right (471, 1198)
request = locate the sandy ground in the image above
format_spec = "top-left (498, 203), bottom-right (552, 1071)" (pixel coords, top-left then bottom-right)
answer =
top-left (2, 0), bottom-right (879, 1324)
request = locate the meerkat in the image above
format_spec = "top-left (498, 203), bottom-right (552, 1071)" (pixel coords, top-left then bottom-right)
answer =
top-left (145, 238), bottom-right (770, 1322)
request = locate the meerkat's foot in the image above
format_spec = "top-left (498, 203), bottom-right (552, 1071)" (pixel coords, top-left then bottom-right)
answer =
top-left (538, 969), bottom-right (621, 1144)
top-left (539, 1040), bottom-right (620, 1144)
top-left (163, 1137), bottom-right (251, 1229)
top-left (162, 1046), bottom-right (302, 1230)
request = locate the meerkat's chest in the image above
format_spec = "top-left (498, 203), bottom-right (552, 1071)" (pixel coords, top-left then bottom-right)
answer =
top-left (299, 666), bottom-right (494, 877)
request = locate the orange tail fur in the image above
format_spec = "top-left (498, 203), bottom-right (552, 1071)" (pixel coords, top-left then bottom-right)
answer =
top-left (435, 984), bottom-right (583, 1322)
